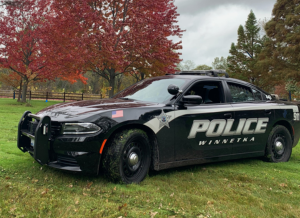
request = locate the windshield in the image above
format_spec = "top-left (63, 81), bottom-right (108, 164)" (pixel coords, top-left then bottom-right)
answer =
top-left (114, 77), bottom-right (189, 103)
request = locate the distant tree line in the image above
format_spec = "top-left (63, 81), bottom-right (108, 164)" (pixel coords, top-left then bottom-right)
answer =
top-left (1, 0), bottom-right (299, 101)
top-left (177, 0), bottom-right (300, 100)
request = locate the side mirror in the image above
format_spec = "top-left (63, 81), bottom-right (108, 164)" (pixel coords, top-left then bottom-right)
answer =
top-left (181, 95), bottom-right (202, 104)
top-left (168, 84), bottom-right (180, 95)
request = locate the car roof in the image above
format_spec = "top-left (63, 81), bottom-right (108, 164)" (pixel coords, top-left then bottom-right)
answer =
top-left (162, 74), bottom-right (253, 86)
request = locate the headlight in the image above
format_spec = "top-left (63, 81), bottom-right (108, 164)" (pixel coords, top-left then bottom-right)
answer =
top-left (62, 123), bottom-right (101, 134)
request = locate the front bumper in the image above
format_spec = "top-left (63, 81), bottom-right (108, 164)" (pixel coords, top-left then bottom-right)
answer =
top-left (17, 111), bottom-right (102, 174)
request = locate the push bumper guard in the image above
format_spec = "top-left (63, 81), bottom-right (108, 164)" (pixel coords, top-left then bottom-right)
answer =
top-left (18, 111), bottom-right (51, 165)
top-left (18, 111), bottom-right (101, 174)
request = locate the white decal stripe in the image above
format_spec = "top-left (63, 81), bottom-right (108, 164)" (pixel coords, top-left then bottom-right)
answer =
top-left (144, 104), bottom-right (299, 134)
top-left (280, 105), bottom-right (299, 113)
top-left (144, 118), bottom-right (163, 134)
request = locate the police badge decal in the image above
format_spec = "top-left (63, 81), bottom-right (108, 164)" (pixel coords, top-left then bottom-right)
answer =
top-left (155, 110), bottom-right (171, 129)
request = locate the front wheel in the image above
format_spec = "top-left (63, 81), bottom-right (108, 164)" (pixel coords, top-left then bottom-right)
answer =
top-left (102, 129), bottom-right (151, 184)
top-left (264, 125), bottom-right (292, 162)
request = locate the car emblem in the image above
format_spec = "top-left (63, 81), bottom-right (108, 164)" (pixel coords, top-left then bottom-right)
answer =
top-left (155, 110), bottom-right (171, 129)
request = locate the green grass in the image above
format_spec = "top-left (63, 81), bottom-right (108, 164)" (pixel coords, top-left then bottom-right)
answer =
top-left (1, 98), bottom-right (300, 217)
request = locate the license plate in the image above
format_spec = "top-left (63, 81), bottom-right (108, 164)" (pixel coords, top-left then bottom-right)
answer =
top-left (31, 139), bottom-right (34, 147)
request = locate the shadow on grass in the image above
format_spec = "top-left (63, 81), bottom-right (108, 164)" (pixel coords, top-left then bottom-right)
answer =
top-left (148, 157), bottom-right (263, 178)
top-left (16, 152), bottom-right (300, 184)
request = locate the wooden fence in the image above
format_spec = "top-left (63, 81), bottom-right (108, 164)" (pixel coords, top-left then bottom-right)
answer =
top-left (0, 90), bottom-right (104, 102)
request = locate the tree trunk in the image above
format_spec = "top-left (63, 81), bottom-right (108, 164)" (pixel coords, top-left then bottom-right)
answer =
top-left (108, 69), bottom-right (116, 98)
top-left (21, 78), bottom-right (29, 103)
top-left (17, 79), bottom-right (23, 102)
top-left (116, 74), bottom-right (123, 93)
top-left (140, 72), bottom-right (145, 81)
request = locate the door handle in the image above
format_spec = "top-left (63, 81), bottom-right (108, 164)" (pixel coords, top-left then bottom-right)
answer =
top-left (265, 109), bottom-right (272, 115)
top-left (224, 113), bottom-right (232, 119)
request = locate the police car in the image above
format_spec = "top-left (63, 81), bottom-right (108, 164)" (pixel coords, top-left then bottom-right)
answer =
top-left (17, 70), bottom-right (300, 184)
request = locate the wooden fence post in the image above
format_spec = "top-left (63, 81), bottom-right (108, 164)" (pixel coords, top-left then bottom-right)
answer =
top-left (63, 92), bottom-right (65, 102)
top-left (82, 93), bottom-right (83, 100)
top-left (13, 91), bottom-right (15, 99)
top-left (46, 92), bottom-right (48, 101)
top-left (29, 91), bottom-right (31, 100)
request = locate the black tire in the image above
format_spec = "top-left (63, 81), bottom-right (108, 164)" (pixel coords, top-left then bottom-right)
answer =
top-left (102, 129), bottom-right (151, 184)
top-left (264, 125), bottom-right (292, 162)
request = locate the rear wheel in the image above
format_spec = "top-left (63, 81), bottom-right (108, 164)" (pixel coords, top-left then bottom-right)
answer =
top-left (264, 125), bottom-right (292, 162)
top-left (102, 129), bottom-right (151, 184)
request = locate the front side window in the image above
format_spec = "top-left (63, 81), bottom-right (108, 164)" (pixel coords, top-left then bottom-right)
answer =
top-left (184, 81), bottom-right (224, 104)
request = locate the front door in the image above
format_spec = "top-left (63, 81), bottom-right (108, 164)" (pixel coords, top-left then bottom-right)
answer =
top-left (173, 80), bottom-right (234, 161)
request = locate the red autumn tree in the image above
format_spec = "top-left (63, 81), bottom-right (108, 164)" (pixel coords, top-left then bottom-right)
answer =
top-left (48, 0), bottom-right (183, 97)
top-left (0, 0), bottom-right (87, 102)
top-left (0, 69), bottom-right (23, 101)
top-left (0, 0), bottom-right (51, 102)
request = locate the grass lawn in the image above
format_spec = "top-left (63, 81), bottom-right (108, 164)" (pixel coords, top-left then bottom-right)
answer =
top-left (1, 98), bottom-right (300, 217)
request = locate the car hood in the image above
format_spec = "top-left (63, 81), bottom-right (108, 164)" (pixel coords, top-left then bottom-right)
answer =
top-left (36, 98), bottom-right (158, 122)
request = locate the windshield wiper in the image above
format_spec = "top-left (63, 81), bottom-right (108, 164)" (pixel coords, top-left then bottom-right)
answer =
top-left (118, 97), bottom-right (132, 100)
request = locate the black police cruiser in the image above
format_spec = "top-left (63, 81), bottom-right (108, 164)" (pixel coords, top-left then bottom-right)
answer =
top-left (17, 70), bottom-right (300, 183)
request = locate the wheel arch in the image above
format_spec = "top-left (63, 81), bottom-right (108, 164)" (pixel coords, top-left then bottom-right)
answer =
top-left (100, 123), bottom-right (159, 171)
top-left (272, 120), bottom-right (294, 142)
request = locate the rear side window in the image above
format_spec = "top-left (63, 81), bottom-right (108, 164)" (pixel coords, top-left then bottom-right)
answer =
top-left (252, 88), bottom-right (262, 101)
top-left (228, 83), bottom-right (254, 102)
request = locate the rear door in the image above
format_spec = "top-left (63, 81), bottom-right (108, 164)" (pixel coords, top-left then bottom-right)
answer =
top-left (173, 80), bottom-right (234, 161)
top-left (226, 82), bottom-right (274, 154)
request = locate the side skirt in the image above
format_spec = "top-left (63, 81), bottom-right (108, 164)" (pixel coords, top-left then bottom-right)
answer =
top-left (156, 151), bottom-right (265, 171)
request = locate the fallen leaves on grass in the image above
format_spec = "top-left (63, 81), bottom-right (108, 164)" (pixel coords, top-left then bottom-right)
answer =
top-left (150, 211), bottom-right (158, 218)
top-left (86, 181), bottom-right (93, 189)
top-left (5, 176), bottom-right (10, 180)
top-left (170, 193), bottom-right (174, 197)
top-left (279, 183), bottom-right (287, 187)
top-left (207, 201), bottom-right (214, 205)
top-left (41, 189), bottom-right (49, 195)
top-left (10, 206), bottom-right (16, 213)
top-left (118, 203), bottom-right (127, 211)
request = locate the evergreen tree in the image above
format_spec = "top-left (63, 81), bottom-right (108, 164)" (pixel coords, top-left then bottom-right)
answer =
top-left (228, 10), bottom-right (265, 85)
top-left (263, 0), bottom-right (300, 81)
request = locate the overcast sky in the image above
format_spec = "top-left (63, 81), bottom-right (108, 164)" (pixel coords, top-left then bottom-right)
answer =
top-left (172, 0), bottom-right (277, 67)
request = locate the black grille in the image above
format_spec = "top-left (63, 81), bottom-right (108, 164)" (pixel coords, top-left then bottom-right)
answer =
top-left (51, 122), bottom-right (62, 136)
top-left (57, 155), bottom-right (78, 166)
top-left (27, 120), bottom-right (61, 136)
